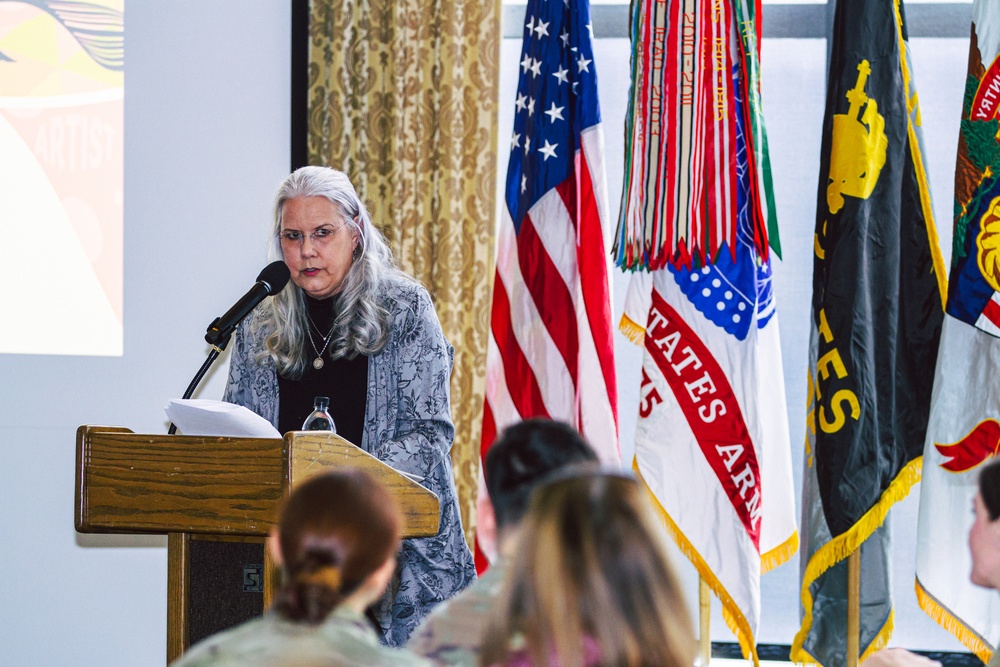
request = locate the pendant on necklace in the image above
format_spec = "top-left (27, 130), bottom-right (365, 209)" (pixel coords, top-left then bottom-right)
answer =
top-left (313, 357), bottom-right (325, 370)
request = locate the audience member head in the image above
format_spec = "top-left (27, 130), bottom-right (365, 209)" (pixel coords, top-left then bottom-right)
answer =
top-left (485, 418), bottom-right (598, 534)
top-left (271, 468), bottom-right (402, 624)
top-left (480, 467), bottom-right (696, 667)
top-left (970, 457), bottom-right (1000, 590)
top-left (864, 457), bottom-right (1000, 667)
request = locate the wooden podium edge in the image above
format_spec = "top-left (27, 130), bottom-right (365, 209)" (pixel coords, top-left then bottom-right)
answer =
top-left (284, 430), bottom-right (441, 537)
top-left (167, 532), bottom-right (190, 664)
top-left (75, 425), bottom-right (133, 533)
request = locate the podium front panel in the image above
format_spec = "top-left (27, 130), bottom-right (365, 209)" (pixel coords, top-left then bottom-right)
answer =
top-left (188, 538), bottom-right (265, 646)
top-left (76, 428), bottom-right (285, 536)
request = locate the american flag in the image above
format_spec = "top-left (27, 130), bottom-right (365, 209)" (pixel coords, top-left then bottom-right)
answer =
top-left (477, 0), bottom-right (620, 567)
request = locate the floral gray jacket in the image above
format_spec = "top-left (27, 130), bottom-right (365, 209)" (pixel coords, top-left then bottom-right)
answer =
top-left (223, 275), bottom-right (476, 646)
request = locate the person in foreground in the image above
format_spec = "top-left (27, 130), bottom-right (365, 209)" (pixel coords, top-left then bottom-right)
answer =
top-left (971, 458), bottom-right (1000, 667)
top-left (862, 458), bottom-right (1000, 667)
top-left (223, 166), bottom-right (475, 644)
top-left (170, 469), bottom-right (430, 667)
top-left (479, 467), bottom-right (696, 667)
top-left (407, 418), bottom-right (598, 665)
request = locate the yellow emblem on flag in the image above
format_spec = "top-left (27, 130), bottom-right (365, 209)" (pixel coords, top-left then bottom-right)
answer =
top-left (977, 196), bottom-right (1000, 293)
top-left (827, 60), bottom-right (888, 214)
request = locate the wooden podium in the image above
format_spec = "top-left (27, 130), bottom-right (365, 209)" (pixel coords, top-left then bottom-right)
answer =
top-left (75, 425), bottom-right (440, 663)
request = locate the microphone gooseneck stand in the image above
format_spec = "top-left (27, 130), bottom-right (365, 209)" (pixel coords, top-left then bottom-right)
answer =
top-left (166, 261), bottom-right (291, 435)
top-left (167, 340), bottom-right (229, 435)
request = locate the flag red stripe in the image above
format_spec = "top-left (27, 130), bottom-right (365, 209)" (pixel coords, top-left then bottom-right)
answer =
top-left (983, 296), bottom-right (1000, 328)
top-left (480, 396), bottom-right (497, 460)
top-left (489, 271), bottom-right (551, 420)
top-left (577, 147), bottom-right (620, 426)
top-left (474, 537), bottom-right (490, 574)
top-left (644, 289), bottom-right (762, 549)
top-left (517, 215), bottom-right (580, 380)
top-left (555, 179), bottom-right (579, 232)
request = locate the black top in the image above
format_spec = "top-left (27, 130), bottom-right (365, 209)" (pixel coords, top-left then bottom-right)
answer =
top-left (277, 294), bottom-right (369, 447)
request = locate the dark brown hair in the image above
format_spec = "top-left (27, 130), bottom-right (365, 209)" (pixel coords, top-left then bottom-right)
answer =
top-left (485, 418), bottom-right (598, 530)
top-left (272, 468), bottom-right (401, 624)
top-left (479, 470), bottom-right (696, 667)
top-left (980, 458), bottom-right (1000, 521)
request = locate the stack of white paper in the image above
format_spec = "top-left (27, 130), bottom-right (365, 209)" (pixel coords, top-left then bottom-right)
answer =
top-left (164, 399), bottom-right (281, 438)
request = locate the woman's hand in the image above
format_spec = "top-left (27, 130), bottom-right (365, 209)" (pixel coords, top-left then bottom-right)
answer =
top-left (861, 648), bottom-right (942, 667)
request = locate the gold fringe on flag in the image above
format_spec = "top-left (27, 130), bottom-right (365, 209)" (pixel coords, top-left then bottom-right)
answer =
top-left (915, 578), bottom-right (995, 663)
top-left (618, 313), bottom-right (646, 345)
top-left (761, 530), bottom-right (799, 576)
top-left (635, 460), bottom-right (761, 665)
top-left (790, 458), bottom-right (923, 663)
top-left (892, 0), bottom-right (949, 306)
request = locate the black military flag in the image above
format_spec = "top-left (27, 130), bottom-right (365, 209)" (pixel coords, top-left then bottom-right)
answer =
top-left (793, 0), bottom-right (947, 664)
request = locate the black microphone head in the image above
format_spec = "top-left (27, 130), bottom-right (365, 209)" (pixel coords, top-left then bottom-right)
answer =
top-left (257, 261), bottom-right (291, 295)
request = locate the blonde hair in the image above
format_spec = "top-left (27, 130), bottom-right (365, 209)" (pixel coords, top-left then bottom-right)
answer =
top-left (479, 471), bottom-right (696, 667)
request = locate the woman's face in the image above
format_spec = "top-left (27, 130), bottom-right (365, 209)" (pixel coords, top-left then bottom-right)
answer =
top-left (280, 196), bottom-right (359, 300)
top-left (969, 491), bottom-right (1000, 590)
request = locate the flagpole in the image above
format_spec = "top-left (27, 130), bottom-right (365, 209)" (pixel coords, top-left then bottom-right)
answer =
top-left (699, 577), bottom-right (711, 665)
top-left (847, 550), bottom-right (861, 667)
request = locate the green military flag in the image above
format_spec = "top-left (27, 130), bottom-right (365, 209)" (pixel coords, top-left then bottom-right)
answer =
top-left (794, 0), bottom-right (947, 664)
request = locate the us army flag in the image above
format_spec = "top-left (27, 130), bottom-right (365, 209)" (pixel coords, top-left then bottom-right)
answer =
top-left (793, 0), bottom-right (946, 664)
top-left (619, 15), bottom-right (798, 654)
top-left (915, 1), bottom-right (1000, 660)
top-left (624, 265), bottom-right (796, 665)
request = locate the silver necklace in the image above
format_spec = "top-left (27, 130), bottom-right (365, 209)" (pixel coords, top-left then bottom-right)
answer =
top-left (306, 315), bottom-right (335, 370)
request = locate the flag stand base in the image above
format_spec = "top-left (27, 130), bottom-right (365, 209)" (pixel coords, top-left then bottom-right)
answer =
top-left (848, 550), bottom-right (861, 667)
top-left (700, 577), bottom-right (711, 665)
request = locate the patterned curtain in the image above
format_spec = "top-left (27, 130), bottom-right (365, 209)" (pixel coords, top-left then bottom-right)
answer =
top-left (308, 0), bottom-right (500, 547)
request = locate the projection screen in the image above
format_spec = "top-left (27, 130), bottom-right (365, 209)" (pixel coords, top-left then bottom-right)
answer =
top-left (0, 0), bottom-right (124, 356)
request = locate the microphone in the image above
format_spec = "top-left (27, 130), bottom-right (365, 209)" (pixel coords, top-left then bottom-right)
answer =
top-left (204, 261), bottom-right (291, 346)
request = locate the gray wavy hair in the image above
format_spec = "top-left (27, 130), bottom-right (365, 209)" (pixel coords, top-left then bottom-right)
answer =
top-left (254, 166), bottom-right (406, 378)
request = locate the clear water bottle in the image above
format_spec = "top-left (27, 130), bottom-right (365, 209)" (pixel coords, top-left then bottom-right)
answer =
top-left (302, 396), bottom-right (336, 432)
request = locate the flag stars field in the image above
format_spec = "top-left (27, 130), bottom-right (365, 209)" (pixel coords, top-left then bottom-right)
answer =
top-left (502, 4), bottom-right (601, 226)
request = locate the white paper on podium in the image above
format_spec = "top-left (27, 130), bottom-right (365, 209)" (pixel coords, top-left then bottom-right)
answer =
top-left (164, 399), bottom-right (281, 438)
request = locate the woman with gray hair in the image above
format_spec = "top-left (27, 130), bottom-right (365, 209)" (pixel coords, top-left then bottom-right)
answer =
top-left (223, 166), bottom-right (475, 646)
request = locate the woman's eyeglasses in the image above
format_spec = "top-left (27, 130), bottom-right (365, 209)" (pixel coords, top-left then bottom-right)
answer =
top-left (279, 224), bottom-right (344, 246)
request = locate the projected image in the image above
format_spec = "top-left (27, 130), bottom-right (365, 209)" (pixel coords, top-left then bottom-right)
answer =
top-left (0, 1), bottom-right (124, 356)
